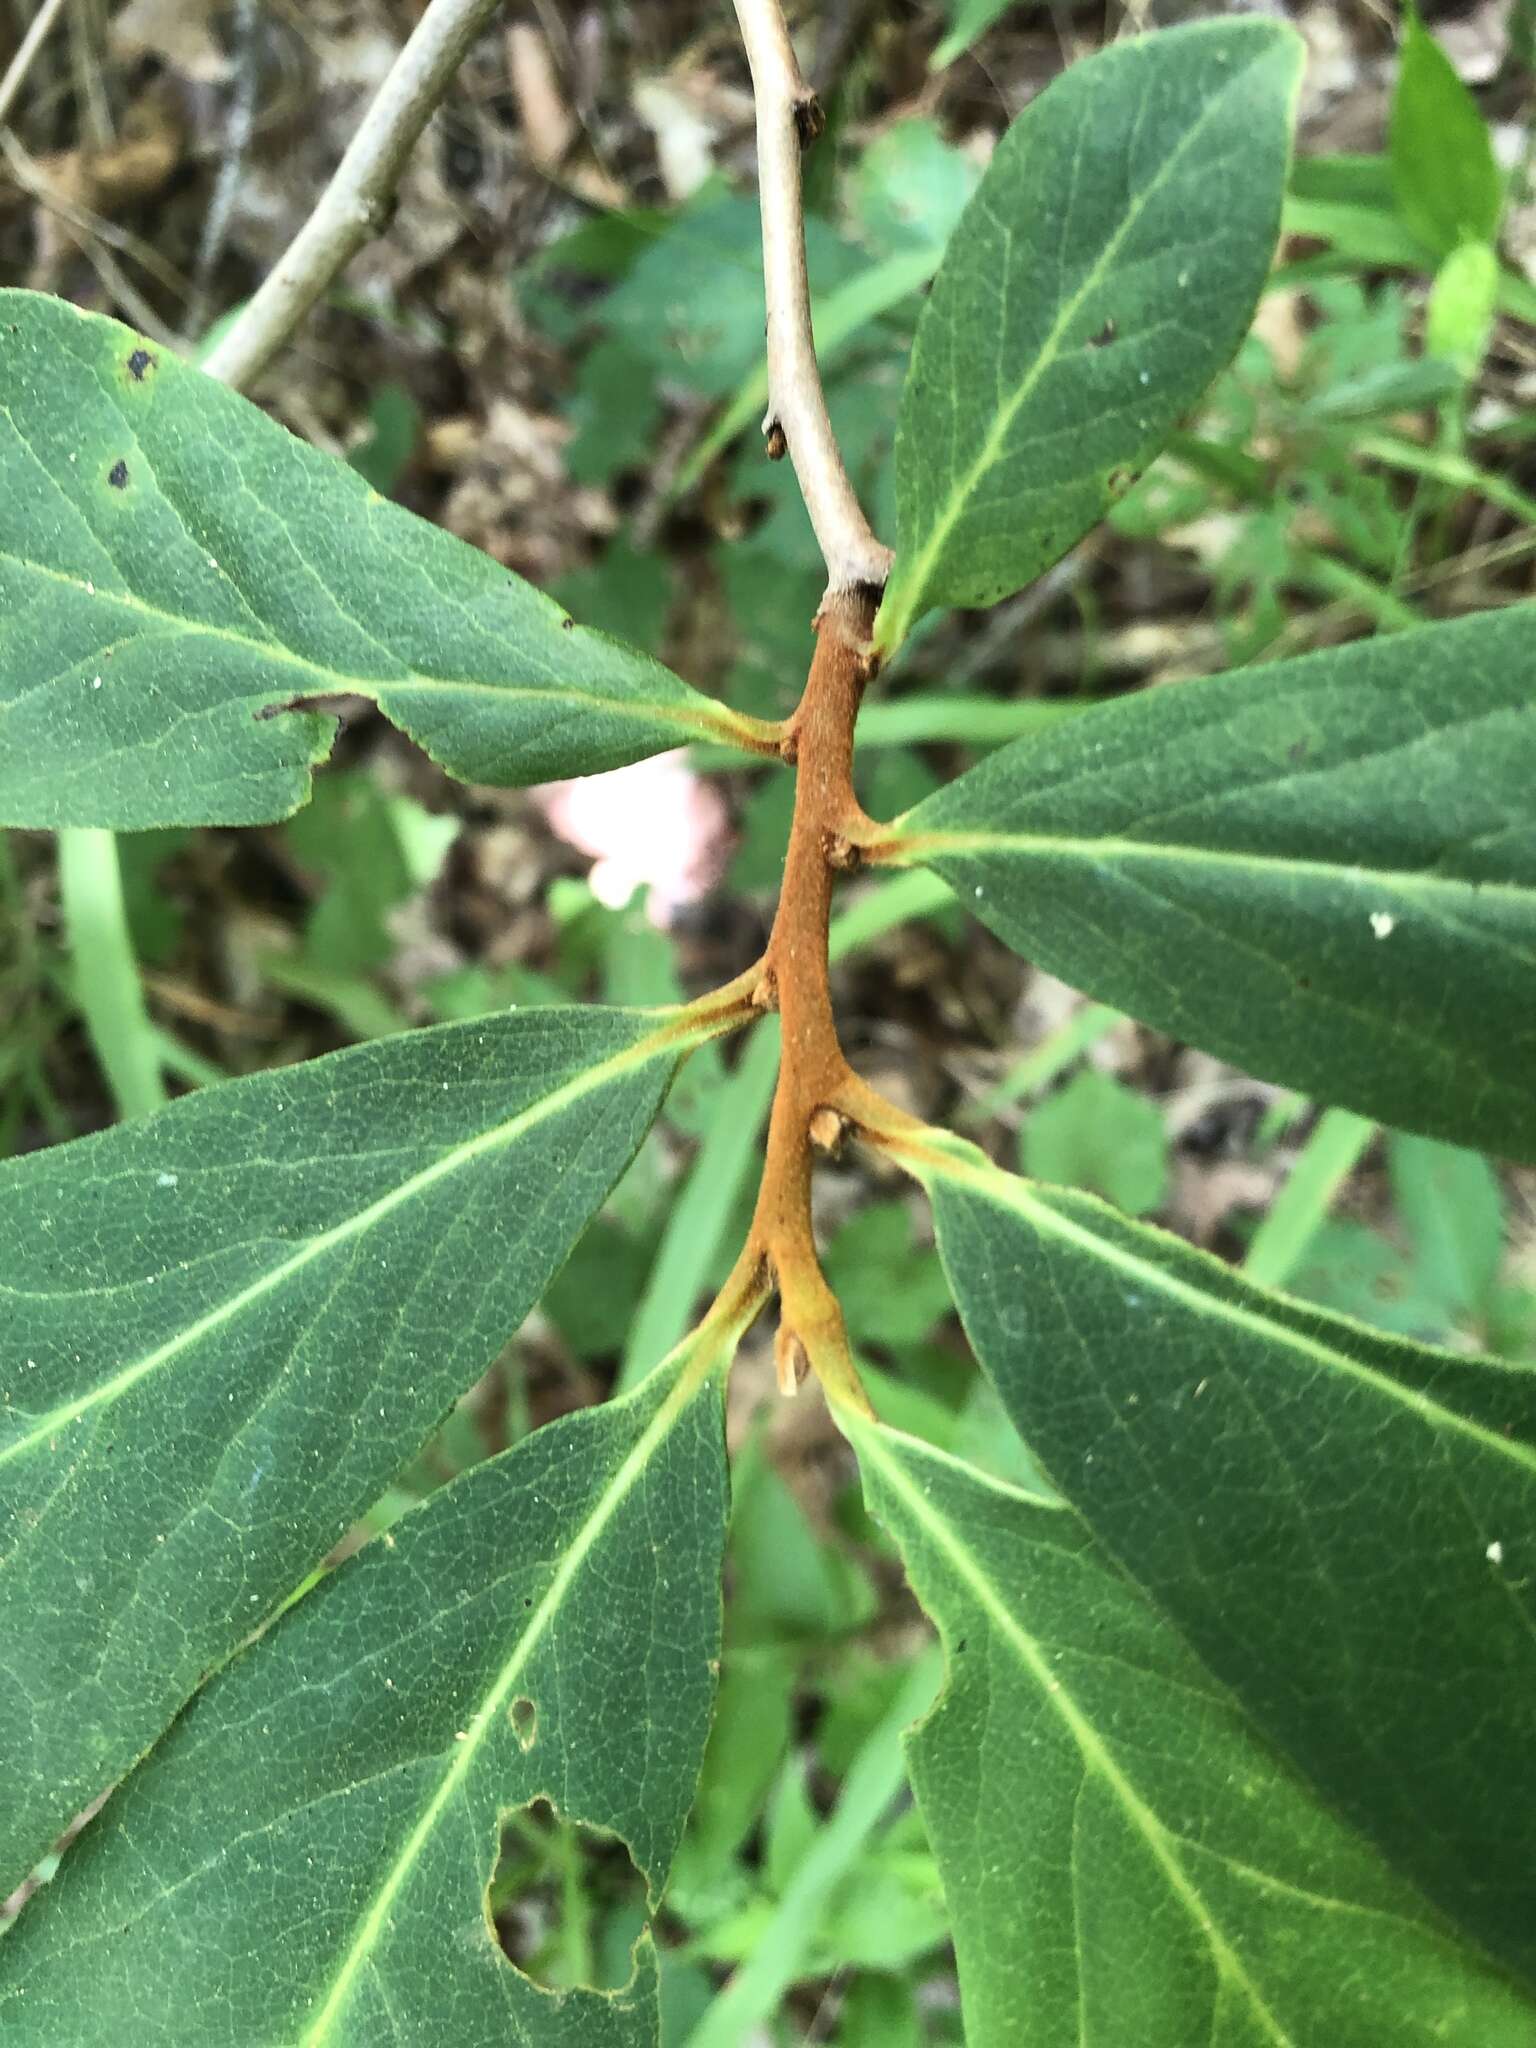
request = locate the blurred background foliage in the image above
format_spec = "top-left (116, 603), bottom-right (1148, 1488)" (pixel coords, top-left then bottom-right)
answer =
top-left (2, 0), bottom-right (1533, 2033)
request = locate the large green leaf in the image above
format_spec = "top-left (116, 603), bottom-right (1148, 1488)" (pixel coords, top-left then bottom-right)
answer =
top-left (0, 291), bottom-right (769, 829)
top-left (847, 1418), bottom-right (1535, 2047)
top-left (876, 19), bottom-right (1301, 652)
top-left (897, 1129), bottom-right (1536, 1985)
top-left (0, 1334), bottom-right (737, 2045)
top-left (0, 1003), bottom-right (714, 1898)
top-left (885, 606), bottom-right (1536, 1160)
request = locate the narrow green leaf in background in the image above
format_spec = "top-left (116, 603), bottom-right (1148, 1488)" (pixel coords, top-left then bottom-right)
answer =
top-left (681, 1650), bottom-right (941, 2048)
top-left (1241, 1106), bottom-right (1375, 1291)
top-left (1282, 157), bottom-right (1536, 322)
top-left (0, 291), bottom-right (769, 830)
top-left (906, 1133), bottom-right (1536, 1985)
top-left (887, 605), bottom-right (1536, 1162)
top-left (1390, 10), bottom-right (1503, 256)
top-left (0, 1002), bottom-right (711, 1897)
top-left (876, 19), bottom-right (1302, 651)
top-left (0, 1334), bottom-right (737, 2046)
top-left (847, 1417), bottom-right (1535, 2047)
top-left (55, 825), bottom-right (168, 1119)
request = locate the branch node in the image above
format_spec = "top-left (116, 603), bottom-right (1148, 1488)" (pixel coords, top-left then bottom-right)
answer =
top-left (791, 91), bottom-right (825, 147)
top-left (808, 1106), bottom-right (847, 1154)
top-left (751, 967), bottom-right (780, 1012)
top-left (764, 419), bottom-right (789, 461)
top-left (774, 1326), bottom-right (811, 1395)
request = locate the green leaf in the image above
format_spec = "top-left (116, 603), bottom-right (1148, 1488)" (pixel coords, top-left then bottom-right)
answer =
top-left (285, 771), bottom-right (456, 976)
top-left (832, 1973), bottom-right (924, 2048)
top-left (905, 1133), bottom-right (1536, 1984)
top-left (847, 1416), bottom-right (1536, 2046)
top-left (0, 1002), bottom-right (712, 1897)
top-left (1388, 1132), bottom-right (1504, 1320)
top-left (876, 19), bottom-right (1302, 652)
top-left (674, 1646), bottom-right (796, 1888)
top-left (929, 0), bottom-right (1037, 72)
top-left (680, 1651), bottom-right (941, 2048)
top-left (1390, 11), bottom-right (1502, 255)
top-left (346, 379), bottom-right (421, 496)
top-left (0, 1337), bottom-right (736, 2045)
top-left (1241, 1107), bottom-right (1375, 1292)
top-left (852, 120), bottom-right (979, 255)
top-left (823, 1202), bottom-right (953, 1354)
top-left (1283, 157), bottom-right (1536, 323)
top-left (1021, 1067), bottom-right (1168, 1216)
top-left (1425, 241), bottom-right (1499, 379)
top-left (889, 606), bottom-right (1536, 1162)
top-left (1286, 1216), bottom-right (1453, 1342)
top-left (728, 1433), bottom-right (875, 1645)
top-left (598, 191), bottom-right (860, 400)
top-left (0, 291), bottom-right (767, 830)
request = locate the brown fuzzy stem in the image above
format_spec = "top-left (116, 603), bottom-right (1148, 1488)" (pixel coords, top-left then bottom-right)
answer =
top-left (725, 588), bottom-right (881, 1408)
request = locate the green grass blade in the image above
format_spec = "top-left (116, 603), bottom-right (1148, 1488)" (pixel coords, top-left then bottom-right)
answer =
top-left (55, 826), bottom-right (167, 1120)
top-left (1243, 1107), bottom-right (1375, 1289)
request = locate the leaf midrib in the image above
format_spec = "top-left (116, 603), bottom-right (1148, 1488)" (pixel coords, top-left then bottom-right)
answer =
top-left (0, 547), bottom-right (723, 743)
top-left (295, 1356), bottom-right (712, 2045)
top-left (927, 1149), bottom-right (1536, 1479)
top-left (883, 24), bottom-right (1280, 645)
top-left (901, 826), bottom-right (1536, 914)
top-left (855, 1420), bottom-right (1298, 2047)
top-left (0, 1023), bottom-right (683, 1471)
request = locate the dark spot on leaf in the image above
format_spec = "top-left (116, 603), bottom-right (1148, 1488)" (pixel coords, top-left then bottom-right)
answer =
top-left (1296, 974), bottom-right (1313, 991)
top-left (509, 1696), bottom-right (537, 1750)
top-left (126, 348), bottom-right (155, 381)
top-left (955, 1637), bottom-right (968, 1654)
top-left (1106, 466), bottom-right (1137, 498)
top-left (1088, 318), bottom-right (1117, 348)
top-left (560, 615), bottom-right (574, 631)
top-left (108, 459), bottom-right (129, 489)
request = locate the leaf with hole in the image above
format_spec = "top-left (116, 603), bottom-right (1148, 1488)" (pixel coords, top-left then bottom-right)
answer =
top-left (0, 291), bottom-right (767, 829)
top-left (0, 1341), bottom-right (734, 2046)
top-left (0, 1003), bottom-right (711, 1898)
top-left (847, 1416), bottom-right (1536, 2046)
top-left (907, 1134), bottom-right (1536, 1986)
top-left (888, 605), bottom-right (1536, 1161)
top-left (876, 18), bottom-right (1302, 650)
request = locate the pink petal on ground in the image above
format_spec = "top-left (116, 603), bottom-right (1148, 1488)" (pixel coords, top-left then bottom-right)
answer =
top-left (535, 751), bottom-right (731, 925)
